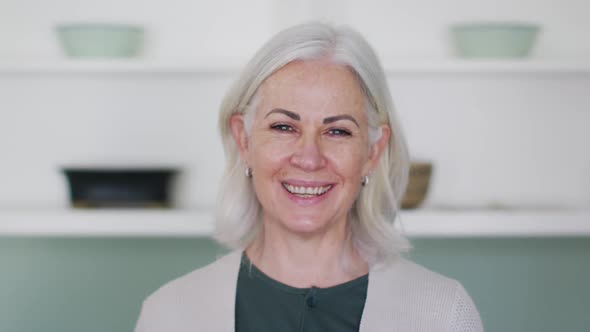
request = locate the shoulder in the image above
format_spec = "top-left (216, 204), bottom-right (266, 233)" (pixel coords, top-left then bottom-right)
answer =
top-left (383, 257), bottom-right (459, 289)
top-left (134, 251), bottom-right (242, 332)
top-left (371, 257), bottom-right (463, 305)
top-left (365, 258), bottom-right (483, 331)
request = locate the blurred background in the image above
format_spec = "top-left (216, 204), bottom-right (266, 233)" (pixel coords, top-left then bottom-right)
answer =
top-left (0, 0), bottom-right (589, 331)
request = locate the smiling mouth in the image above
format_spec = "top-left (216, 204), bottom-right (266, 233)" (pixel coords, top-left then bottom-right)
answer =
top-left (281, 183), bottom-right (333, 198)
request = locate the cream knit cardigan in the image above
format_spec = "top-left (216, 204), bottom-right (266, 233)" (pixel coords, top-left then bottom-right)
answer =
top-left (135, 251), bottom-right (483, 331)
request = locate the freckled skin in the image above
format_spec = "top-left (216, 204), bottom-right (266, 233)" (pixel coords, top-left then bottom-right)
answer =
top-left (234, 59), bottom-right (387, 237)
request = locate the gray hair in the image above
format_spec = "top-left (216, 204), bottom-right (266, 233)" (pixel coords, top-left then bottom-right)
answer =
top-left (215, 22), bottom-right (410, 267)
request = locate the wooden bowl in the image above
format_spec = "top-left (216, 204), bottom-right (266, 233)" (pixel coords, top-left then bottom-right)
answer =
top-left (401, 162), bottom-right (432, 209)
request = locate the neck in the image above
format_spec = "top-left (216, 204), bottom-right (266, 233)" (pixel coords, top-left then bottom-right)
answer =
top-left (246, 217), bottom-right (368, 288)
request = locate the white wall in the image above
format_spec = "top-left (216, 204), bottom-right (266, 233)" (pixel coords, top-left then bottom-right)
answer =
top-left (2, 71), bottom-right (589, 209)
top-left (389, 73), bottom-right (590, 208)
top-left (0, 73), bottom-right (235, 209)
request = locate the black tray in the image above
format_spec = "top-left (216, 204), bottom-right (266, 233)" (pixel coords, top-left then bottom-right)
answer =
top-left (62, 168), bottom-right (179, 208)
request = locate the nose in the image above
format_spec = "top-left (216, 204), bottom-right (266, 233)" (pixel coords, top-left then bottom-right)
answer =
top-left (290, 134), bottom-right (326, 171)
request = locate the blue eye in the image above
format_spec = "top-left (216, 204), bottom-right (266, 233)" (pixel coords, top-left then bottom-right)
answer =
top-left (271, 124), bottom-right (295, 132)
top-left (328, 128), bottom-right (352, 136)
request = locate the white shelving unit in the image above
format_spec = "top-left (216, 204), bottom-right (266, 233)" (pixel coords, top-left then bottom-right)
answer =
top-left (2, 59), bottom-right (590, 75)
top-left (1, 209), bottom-right (588, 238)
top-left (2, 58), bottom-right (588, 239)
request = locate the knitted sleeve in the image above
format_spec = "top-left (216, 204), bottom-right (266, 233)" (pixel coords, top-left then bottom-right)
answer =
top-left (448, 283), bottom-right (484, 332)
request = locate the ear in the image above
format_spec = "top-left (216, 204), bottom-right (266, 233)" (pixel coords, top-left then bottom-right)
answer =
top-left (362, 125), bottom-right (391, 176)
top-left (229, 113), bottom-right (250, 164)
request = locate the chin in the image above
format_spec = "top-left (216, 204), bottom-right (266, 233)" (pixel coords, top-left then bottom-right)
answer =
top-left (276, 213), bottom-right (338, 236)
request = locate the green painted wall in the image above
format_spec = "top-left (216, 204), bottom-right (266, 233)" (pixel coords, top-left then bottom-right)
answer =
top-left (408, 239), bottom-right (590, 331)
top-left (1, 237), bottom-right (589, 332)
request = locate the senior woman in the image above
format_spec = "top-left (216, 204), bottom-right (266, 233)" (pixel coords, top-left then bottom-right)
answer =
top-left (135, 22), bottom-right (483, 332)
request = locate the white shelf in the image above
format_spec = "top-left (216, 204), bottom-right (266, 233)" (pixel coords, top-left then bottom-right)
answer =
top-left (382, 59), bottom-right (590, 74)
top-left (2, 59), bottom-right (590, 75)
top-left (0, 59), bottom-right (242, 75)
top-left (0, 209), bottom-right (214, 237)
top-left (0, 209), bottom-right (588, 238)
top-left (398, 209), bottom-right (590, 237)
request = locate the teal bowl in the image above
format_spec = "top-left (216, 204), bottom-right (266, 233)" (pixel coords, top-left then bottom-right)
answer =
top-left (56, 24), bottom-right (144, 58)
top-left (451, 23), bottom-right (540, 58)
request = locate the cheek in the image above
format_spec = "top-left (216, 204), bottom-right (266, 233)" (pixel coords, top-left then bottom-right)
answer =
top-left (324, 142), bottom-right (369, 174)
top-left (249, 138), bottom-right (291, 172)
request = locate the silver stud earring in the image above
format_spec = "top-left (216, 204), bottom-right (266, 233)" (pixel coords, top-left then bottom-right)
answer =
top-left (245, 167), bottom-right (252, 178)
top-left (361, 175), bottom-right (369, 186)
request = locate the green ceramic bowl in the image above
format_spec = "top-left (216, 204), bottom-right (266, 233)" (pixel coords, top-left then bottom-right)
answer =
top-left (56, 24), bottom-right (144, 58)
top-left (451, 23), bottom-right (540, 58)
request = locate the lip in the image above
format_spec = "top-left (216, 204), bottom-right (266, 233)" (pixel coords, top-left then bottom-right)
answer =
top-left (281, 179), bottom-right (335, 187)
top-left (280, 179), bottom-right (336, 206)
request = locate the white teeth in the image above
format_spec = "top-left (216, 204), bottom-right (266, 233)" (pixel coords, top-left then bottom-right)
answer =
top-left (282, 183), bottom-right (332, 197)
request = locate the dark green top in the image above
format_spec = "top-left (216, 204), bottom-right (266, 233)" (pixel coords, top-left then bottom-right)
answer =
top-left (235, 253), bottom-right (369, 332)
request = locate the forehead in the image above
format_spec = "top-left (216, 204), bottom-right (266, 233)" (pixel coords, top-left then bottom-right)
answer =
top-left (258, 60), bottom-right (367, 116)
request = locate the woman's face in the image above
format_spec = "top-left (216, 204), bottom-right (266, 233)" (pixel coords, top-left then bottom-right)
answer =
top-left (231, 59), bottom-right (390, 237)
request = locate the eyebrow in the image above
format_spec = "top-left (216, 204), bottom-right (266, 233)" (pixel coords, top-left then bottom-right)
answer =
top-left (264, 108), bottom-right (300, 120)
top-left (264, 108), bottom-right (359, 128)
top-left (323, 115), bottom-right (359, 128)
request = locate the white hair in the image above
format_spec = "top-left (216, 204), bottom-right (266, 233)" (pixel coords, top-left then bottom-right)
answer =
top-left (215, 22), bottom-right (410, 267)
